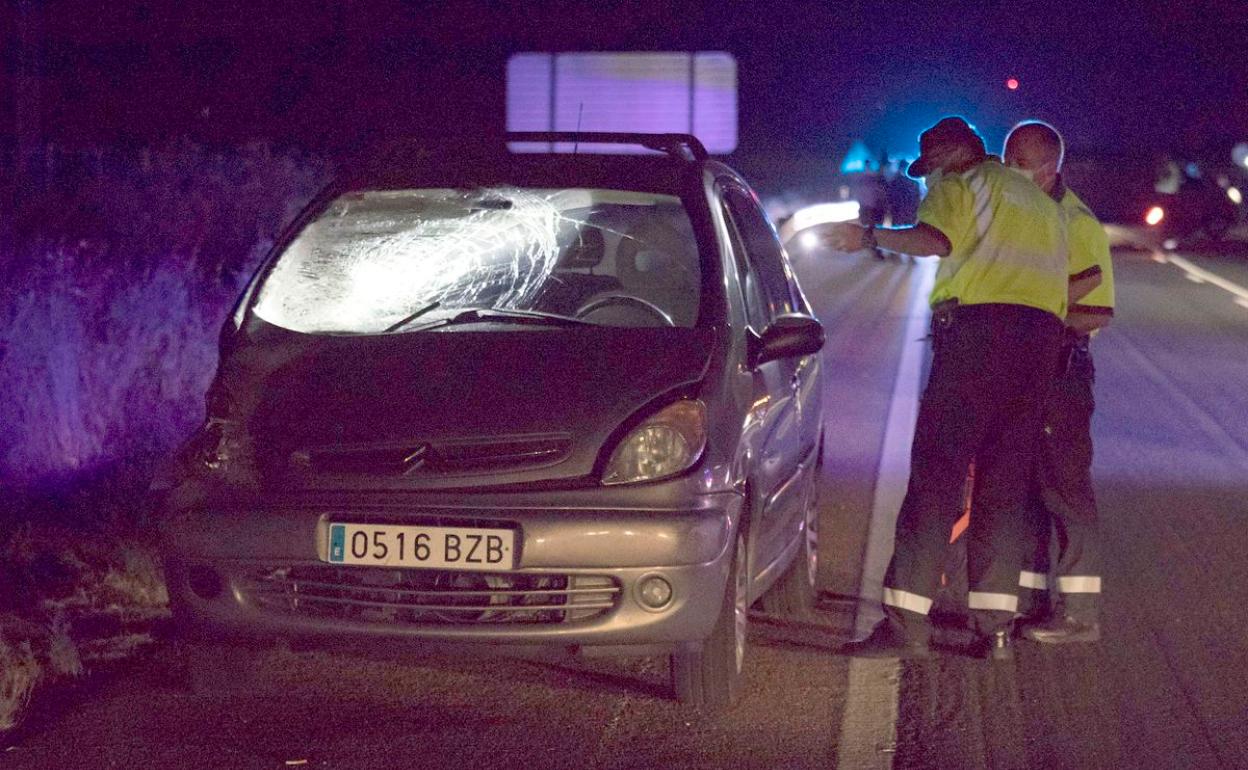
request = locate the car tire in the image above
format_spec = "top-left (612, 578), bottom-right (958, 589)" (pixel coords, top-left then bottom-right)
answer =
top-left (670, 529), bottom-right (747, 710)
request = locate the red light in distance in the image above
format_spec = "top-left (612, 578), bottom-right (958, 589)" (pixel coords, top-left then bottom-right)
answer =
top-left (1006, 77), bottom-right (1020, 90)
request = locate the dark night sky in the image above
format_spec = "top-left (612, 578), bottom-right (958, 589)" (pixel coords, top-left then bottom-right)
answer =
top-left (5, 0), bottom-right (1248, 168)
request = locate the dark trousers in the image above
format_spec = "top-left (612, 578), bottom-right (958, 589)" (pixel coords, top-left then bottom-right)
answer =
top-left (883, 304), bottom-right (1064, 638)
top-left (1019, 338), bottom-right (1102, 622)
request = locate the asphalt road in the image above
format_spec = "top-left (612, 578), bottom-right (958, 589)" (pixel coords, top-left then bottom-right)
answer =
top-left (6, 244), bottom-right (1248, 770)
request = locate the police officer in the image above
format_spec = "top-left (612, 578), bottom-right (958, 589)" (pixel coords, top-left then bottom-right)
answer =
top-left (1004, 120), bottom-right (1114, 643)
top-left (822, 116), bottom-right (1068, 658)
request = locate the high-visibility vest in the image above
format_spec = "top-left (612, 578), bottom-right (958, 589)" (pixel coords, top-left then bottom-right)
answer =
top-left (919, 159), bottom-right (1068, 318)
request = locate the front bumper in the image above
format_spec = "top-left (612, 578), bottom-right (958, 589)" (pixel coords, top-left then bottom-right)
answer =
top-left (161, 490), bottom-right (742, 655)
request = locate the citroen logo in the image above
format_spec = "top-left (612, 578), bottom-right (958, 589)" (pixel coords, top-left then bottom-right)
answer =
top-left (401, 444), bottom-right (431, 475)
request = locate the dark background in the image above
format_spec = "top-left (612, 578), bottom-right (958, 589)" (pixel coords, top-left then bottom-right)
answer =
top-left (2, 0), bottom-right (1247, 496)
top-left (6, 0), bottom-right (1248, 190)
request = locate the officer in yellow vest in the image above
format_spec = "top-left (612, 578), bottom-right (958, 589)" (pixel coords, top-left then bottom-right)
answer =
top-left (1004, 120), bottom-right (1114, 643)
top-left (823, 116), bottom-right (1068, 658)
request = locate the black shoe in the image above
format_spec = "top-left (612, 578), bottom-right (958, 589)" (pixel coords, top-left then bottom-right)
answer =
top-left (1020, 615), bottom-right (1100, 644)
top-left (838, 622), bottom-right (931, 659)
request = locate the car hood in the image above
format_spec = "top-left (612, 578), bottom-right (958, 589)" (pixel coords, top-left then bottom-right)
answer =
top-left (217, 322), bottom-right (716, 491)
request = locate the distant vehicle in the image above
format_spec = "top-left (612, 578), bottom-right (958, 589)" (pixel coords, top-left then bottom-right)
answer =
top-left (158, 133), bottom-right (826, 710)
top-left (1142, 162), bottom-right (1243, 247)
top-left (1144, 180), bottom-right (1242, 247)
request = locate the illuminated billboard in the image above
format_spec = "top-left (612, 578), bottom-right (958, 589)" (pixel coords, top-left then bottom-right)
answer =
top-left (507, 52), bottom-right (737, 154)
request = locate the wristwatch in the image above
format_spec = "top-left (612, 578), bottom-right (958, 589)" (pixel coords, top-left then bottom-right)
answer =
top-left (864, 224), bottom-right (878, 250)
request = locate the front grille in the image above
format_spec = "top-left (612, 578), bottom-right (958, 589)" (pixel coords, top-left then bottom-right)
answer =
top-left (289, 436), bottom-right (572, 477)
top-left (244, 565), bottom-right (620, 625)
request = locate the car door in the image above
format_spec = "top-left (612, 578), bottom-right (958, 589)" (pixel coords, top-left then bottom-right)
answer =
top-left (717, 181), bottom-right (807, 579)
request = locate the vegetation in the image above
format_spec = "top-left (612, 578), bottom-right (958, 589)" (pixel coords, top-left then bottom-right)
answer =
top-left (0, 141), bottom-right (325, 740)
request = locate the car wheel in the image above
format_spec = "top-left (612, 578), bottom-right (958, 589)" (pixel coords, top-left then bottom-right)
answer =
top-left (670, 528), bottom-right (748, 710)
top-left (757, 488), bottom-right (819, 619)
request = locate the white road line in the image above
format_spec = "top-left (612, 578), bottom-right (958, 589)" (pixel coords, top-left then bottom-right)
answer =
top-left (1163, 252), bottom-right (1248, 306)
top-left (854, 256), bottom-right (936, 637)
top-left (835, 257), bottom-right (936, 769)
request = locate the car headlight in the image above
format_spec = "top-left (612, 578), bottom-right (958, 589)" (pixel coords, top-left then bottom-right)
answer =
top-left (602, 400), bottom-right (707, 485)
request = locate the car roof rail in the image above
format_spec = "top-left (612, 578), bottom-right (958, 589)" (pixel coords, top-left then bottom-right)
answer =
top-left (505, 132), bottom-right (709, 162)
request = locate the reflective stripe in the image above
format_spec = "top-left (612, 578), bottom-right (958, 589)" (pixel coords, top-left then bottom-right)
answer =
top-left (1018, 571), bottom-right (1048, 590)
top-left (967, 591), bottom-right (1019, 613)
top-left (1057, 575), bottom-right (1102, 594)
top-left (969, 174), bottom-right (992, 239)
top-left (882, 587), bottom-right (933, 615)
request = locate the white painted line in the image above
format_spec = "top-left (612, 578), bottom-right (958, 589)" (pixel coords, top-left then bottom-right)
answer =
top-left (854, 256), bottom-right (936, 637)
top-left (1163, 252), bottom-right (1248, 306)
top-left (835, 257), bottom-right (936, 770)
top-left (835, 660), bottom-right (902, 769)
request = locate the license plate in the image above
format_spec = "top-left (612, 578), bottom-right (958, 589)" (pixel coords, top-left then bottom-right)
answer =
top-left (326, 523), bottom-right (516, 571)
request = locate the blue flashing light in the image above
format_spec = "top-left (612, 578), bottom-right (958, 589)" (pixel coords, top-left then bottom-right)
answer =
top-left (841, 140), bottom-right (875, 174)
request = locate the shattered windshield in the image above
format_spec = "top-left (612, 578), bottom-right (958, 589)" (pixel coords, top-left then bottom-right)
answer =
top-left (251, 187), bottom-right (702, 333)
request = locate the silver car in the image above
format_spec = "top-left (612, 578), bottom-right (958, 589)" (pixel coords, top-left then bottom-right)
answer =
top-left (159, 133), bottom-right (825, 709)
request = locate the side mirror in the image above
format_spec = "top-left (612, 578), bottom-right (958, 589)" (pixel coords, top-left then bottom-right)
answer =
top-left (750, 313), bottom-right (824, 368)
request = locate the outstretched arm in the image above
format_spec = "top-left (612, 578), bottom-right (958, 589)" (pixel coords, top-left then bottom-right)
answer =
top-left (818, 222), bottom-right (952, 257)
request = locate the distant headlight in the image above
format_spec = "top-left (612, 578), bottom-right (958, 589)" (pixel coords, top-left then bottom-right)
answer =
top-left (1145, 205), bottom-right (1165, 226)
top-left (602, 400), bottom-right (707, 485)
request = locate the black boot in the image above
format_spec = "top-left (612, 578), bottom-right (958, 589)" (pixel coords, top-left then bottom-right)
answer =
top-left (1020, 615), bottom-right (1100, 644)
top-left (838, 621), bottom-right (931, 659)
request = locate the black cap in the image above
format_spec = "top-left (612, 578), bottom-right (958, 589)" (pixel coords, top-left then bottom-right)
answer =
top-left (907, 116), bottom-right (987, 179)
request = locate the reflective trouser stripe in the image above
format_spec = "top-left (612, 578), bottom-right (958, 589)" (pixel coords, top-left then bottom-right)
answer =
top-left (882, 588), bottom-right (933, 615)
top-left (967, 591), bottom-right (1019, 612)
top-left (1018, 571), bottom-right (1048, 590)
top-left (1057, 576), bottom-right (1102, 594)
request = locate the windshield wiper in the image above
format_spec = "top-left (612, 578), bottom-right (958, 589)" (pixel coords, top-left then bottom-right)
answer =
top-left (405, 307), bottom-right (597, 332)
top-left (384, 300), bottom-right (442, 333)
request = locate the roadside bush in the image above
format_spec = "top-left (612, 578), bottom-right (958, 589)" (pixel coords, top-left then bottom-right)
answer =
top-left (0, 634), bottom-right (40, 736)
top-left (0, 141), bottom-right (326, 740)
top-left (0, 616), bottom-right (80, 740)
top-left (0, 141), bottom-right (326, 507)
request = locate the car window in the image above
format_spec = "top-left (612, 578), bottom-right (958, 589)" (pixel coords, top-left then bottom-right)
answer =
top-left (251, 187), bottom-right (702, 333)
top-left (721, 185), bottom-right (796, 324)
top-left (719, 200), bottom-right (770, 331)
